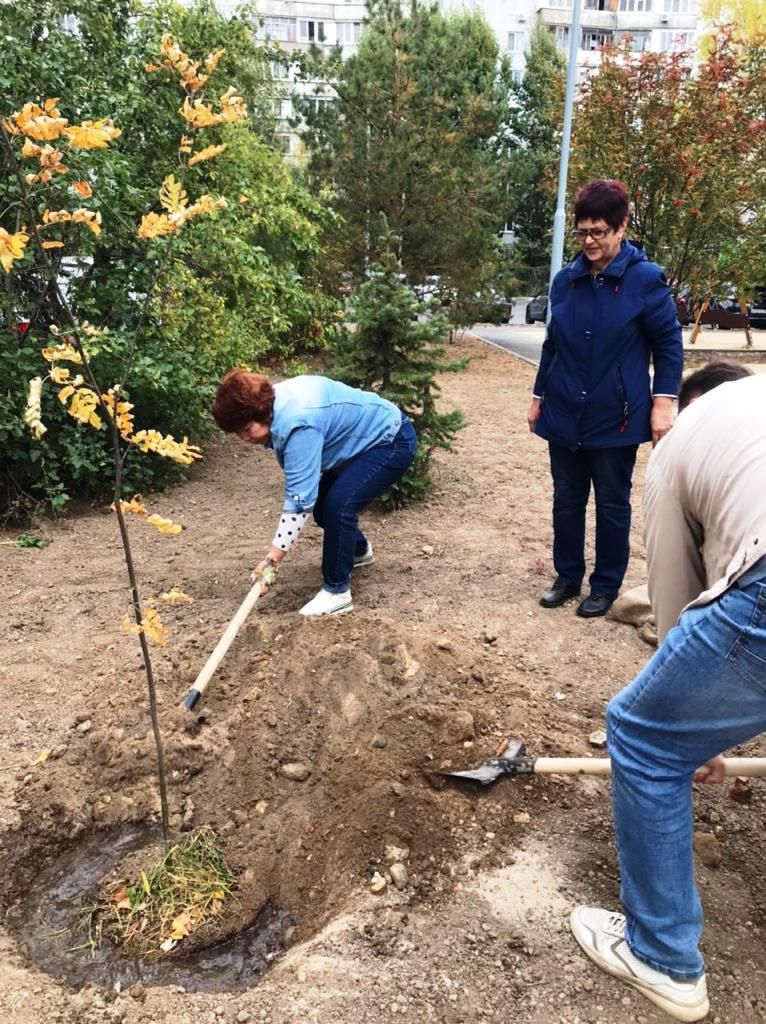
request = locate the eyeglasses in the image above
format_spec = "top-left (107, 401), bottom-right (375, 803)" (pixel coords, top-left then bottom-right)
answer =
top-left (572, 227), bottom-right (613, 241)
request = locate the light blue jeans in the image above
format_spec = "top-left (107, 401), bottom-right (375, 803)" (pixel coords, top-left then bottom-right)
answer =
top-left (606, 557), bottom-right (766, 980)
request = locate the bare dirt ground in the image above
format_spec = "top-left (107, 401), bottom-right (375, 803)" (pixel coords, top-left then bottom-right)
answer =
top-left (2, 335), bottom-right (765, 1024)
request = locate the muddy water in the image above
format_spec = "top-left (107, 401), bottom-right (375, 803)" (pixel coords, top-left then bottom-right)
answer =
top-left (9, 825), bottom-right (294, 992)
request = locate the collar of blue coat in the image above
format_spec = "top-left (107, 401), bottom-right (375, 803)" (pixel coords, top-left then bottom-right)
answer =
top-left (568, 239), bottom-right (648, 281)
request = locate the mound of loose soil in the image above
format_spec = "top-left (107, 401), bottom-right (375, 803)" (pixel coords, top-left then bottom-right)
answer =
top-left (2, 335), bottom-right (766, 1024)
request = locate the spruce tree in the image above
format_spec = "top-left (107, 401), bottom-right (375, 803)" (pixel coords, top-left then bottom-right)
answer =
top-left (332, 227), bottom-right (464, 505)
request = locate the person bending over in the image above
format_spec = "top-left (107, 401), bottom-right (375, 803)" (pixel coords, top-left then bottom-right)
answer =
top-left (213, 371), bottom-right (417, 616)
top-left (570, 373), bottom-right (766, 1021)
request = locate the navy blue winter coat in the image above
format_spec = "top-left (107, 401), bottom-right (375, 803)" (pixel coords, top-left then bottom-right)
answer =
top-left (532, 242), bottom-right (683, 450)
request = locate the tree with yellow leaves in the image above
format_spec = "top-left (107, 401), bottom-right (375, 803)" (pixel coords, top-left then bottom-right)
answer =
top-left (3, 32), bottom-right (247, 844)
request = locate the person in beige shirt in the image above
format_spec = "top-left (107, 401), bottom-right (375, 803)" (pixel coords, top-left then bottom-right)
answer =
top-left (569, 373), bottom-right (766, 1022)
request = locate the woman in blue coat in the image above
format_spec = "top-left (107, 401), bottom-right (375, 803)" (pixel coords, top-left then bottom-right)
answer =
top-left (527, 180), bottom-right (683, 618)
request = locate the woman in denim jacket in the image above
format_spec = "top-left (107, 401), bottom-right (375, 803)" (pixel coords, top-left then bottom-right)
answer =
top-left (527, 180), bottom-right (683, 619)
top-left (213, 370), bottom-right (417, 616)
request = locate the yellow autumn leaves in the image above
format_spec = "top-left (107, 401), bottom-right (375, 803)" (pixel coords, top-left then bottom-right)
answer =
top-left (115, 498), bottom-right (194, 645)
top-left (28, 332), bottom-right (203, 472)
top-left (2, 35), bottom-right (244, 274)
top-left (138, 174), bottom-right (227, 239)
top-left (0, 228), bottom-right (30, 273)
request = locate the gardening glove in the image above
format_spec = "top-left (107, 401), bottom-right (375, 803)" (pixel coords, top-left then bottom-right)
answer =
top-left (251, 557), bottom-right (278, 593)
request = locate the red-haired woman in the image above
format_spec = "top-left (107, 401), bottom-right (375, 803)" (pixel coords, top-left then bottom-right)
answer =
top-left (212, 371), bottom-right (417, 616)
top-left (527, 179), bottom-right (683, 618)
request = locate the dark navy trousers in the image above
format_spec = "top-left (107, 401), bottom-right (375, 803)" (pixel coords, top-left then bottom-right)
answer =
top-left (548, 441), bottom-right (639, 596)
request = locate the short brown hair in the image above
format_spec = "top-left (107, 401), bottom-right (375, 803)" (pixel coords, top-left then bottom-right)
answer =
top-left (212, 369), bottom-right (275, 433)
top-left (574, 180), bottom-right (630, 231)
top-left (678, 359), bottom-right (753, 411)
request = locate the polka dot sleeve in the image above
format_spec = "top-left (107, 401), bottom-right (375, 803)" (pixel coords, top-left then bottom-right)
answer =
top-left (271, 511), bottom-right (309, 553)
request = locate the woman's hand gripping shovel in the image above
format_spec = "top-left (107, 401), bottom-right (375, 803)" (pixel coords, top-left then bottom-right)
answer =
top-left (181, 563), bottom-right (278, 711)
top-left (438, 737), bottom-right (766, 787)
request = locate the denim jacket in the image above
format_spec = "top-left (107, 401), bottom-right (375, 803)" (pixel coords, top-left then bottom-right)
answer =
top-left (533, 242), bottom-right (683, 450)
top-left (268, 376), bottom-right (402, 513)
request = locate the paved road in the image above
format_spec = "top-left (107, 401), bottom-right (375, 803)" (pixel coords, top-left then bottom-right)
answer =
top-left (470, 320), bottom-right (766, 367)
top-left (469, 323), bottom-right (544, 366)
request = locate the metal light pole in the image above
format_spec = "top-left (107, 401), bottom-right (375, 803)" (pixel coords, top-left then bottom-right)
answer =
top-left (547, 0), bottom-right (583, 316)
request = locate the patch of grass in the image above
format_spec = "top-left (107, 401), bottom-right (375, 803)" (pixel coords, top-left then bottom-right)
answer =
top-left (0, 534), bottom-right (45, 548)
top-left (82, 828), bottom-right (237, 959)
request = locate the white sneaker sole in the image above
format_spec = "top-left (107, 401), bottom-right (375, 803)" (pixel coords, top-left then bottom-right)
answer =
top-left (570, 912), bottom-right (710, 1023)
top-left (353, 554), bottom-right (375, 567)
top-left (299, 603), bottom-right (354, 617)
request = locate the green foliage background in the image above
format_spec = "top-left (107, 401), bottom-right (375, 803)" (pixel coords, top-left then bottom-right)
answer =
top-left (0, 0), bottom-right (338, 517)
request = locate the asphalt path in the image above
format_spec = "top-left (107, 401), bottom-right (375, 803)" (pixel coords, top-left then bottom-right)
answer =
top-left (469, 323), bottom-right (545, 367)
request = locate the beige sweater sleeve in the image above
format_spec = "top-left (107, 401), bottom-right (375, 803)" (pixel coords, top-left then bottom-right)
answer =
top-left (643, 458), bottom-right (706, 643)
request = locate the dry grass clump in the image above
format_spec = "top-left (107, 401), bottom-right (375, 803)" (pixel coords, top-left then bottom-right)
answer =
top-left (82, 828), bottom-right (237, 958)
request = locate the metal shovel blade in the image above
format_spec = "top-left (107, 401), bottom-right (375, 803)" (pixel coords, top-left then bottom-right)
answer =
top-left (443, 758), bottom-right (512, 786)
top-left (438, 738), bottom-right (527, 787)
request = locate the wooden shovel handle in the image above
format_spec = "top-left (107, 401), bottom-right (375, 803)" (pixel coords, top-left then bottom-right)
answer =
top-left (533, 757), bottom-right (766, 778)
top-left (182, 578), bottom-right (267, 710)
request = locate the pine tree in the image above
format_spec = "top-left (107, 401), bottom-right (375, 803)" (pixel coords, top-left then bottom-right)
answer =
top-left (332, 226), bottom-right (464, 505)
top-left (299, 0), bottom-right (511, 304)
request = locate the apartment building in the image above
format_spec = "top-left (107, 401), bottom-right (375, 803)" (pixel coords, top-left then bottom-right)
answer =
top-left (252, 2), bottom-right (366, 161)
top-left (470, 0), bottom-right (699, 81)
top-left (251, 0), bottom-right (702, 160)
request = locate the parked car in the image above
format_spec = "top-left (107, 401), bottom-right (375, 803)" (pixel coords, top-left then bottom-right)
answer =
top-left (748, 287), bottom-right (766, 329)
top-left (525, 292), bottom-right (548, 324)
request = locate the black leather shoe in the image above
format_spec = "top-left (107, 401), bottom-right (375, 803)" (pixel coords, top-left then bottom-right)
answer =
top-left (539, 581), bottom-right (582, 608)
top-left (576, 593), bottom-right (617, 618)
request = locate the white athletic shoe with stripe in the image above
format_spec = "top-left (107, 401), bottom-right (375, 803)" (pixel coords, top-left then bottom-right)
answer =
top-left (299, 588), bottom-right (353, 616)
top-left (570, 907), bottom-right (709, 1022)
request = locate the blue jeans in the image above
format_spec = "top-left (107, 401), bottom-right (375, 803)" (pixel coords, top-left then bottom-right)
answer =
top-left (607, 559), bottom-right (766, 980)
top-left (548, 442), bottom-right (638, 595)
top-left (312, 416), bottom-right (417, 593)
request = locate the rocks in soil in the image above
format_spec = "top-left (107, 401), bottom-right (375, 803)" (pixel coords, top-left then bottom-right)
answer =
top-left (389, 862), bottom-right (408, 890)
top-left (437, 709), bottom-right (475, 744)
top-left (281, 762), bottom-right (310, 781)
top-left (370, 871), bottom-right (387, 894)
top-left (385, 844), bottom-right (410, 864)
top-left (181, 796), bottom-right (195, 832)
top-left (730, 777), bottom-right (752, 804)
top-left (694, 830), bottom-right (722, 868)
top-left (341, 693), bottom-right (367, 727)
top-left (588, 729), bottom-right (607, 749)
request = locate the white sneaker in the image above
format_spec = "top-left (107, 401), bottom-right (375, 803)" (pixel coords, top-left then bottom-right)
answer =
top-left (299, 588), bottom-right (353, 616)
top-left (570, 907), bottom-right (709, 1022)
top-left (353, 541), bottom-right (375, 567)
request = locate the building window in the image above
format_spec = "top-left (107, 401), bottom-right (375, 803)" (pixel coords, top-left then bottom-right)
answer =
top-left (620, 0), bottom-right (652, 9)
top-left (582, 30), bottom-right (613, 49)
top-left (304, 96), bottom-right (334, 115)
top-left (507, 31), bottom-right (525, 54)
top-left (270, 59), bottom-right (290, 80)
top-left (663, 0), bottom-right (694, 11)
top-left (262, 16), bottom-right (296, 42)
top-left (299, 19), bottom-right (326, 43)
top-left (616, 29), bottom-right (651, 49)
top-left (276, 134), bottom-right (292, 154)
top-left (549, 0), bottom-right (574, 8)
top-left (337, 21), bottom-right (363, 44)
top-left (659, 29), bottom-right (695, 49)
top-left (551, 25), bottom-right (570, 49)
